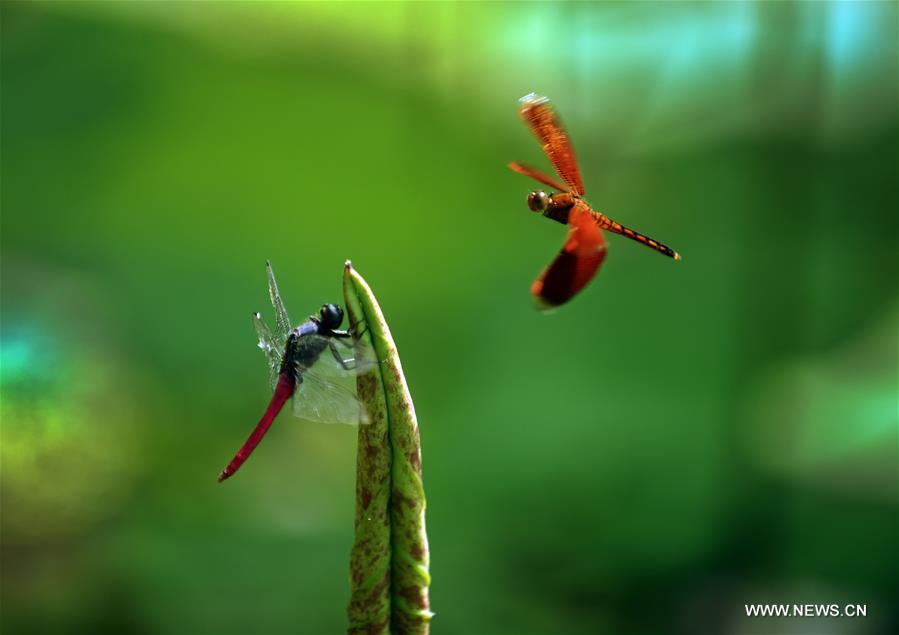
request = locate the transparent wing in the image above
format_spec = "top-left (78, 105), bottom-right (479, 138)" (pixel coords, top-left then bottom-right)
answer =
top-left (292, 368), bottom-right (369, 426)
top-left (265, 261), bottom-right (292, 342)
top-left (295, 333), bottom-right (380, 381)
top-left (253, 311), bottom-right (284, 390)
top-left (288, 331), bottom-right (379, 426)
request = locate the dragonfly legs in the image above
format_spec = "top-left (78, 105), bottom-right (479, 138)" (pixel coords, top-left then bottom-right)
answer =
top-left (332, 319), bottom-right (369, 341)
top-left (329, 319), bottom-right (371, 370)
top-left (353, 322), bottom-right (369, 339)
top-left (329, 340), bottom-right (357, 370)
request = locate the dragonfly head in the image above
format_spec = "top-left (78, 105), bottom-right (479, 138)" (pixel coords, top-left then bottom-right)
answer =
top-left (319, 303), bottom-right (344, 330)
top-left (527, 190), bottom-right (549, 213)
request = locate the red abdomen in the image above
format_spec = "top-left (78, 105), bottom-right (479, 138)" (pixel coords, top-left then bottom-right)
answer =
top-left (218, 373), bottom-right (296, 482)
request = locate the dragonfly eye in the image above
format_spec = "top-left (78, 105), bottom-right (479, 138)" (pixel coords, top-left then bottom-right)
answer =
top-left (527, 191), bottom-right (548, 212)
top-left (320, 304), bottom-right (344, 330)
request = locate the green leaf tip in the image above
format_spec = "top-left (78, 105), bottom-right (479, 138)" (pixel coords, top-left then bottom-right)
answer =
top-left (344, 263), bottom-right (432, 635)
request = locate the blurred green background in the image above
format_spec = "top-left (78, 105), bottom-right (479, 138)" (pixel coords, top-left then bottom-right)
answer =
top-left (2, 2), bottom-right (896, 634)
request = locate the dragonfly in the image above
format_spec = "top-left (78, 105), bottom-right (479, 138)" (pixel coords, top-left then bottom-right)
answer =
top-left (218, 262), bottom-right (372, 482)
top-left (509, 92), bottom-right (680, 307)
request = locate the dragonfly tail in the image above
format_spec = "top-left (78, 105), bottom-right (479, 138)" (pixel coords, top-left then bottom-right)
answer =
top-left (601, 217), bottom-right (680, 260)
top-left (218, 373), bottom-right (296, 482)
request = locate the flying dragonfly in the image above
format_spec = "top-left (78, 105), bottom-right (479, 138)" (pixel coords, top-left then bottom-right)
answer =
top-left (218, 262), bottom-right (372, 482)
top-left (509, 93), bottom-right (681, 307)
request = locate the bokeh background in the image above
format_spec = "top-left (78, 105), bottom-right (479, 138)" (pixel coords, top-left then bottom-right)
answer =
top-left (2, 2), bottom-right (896, 634)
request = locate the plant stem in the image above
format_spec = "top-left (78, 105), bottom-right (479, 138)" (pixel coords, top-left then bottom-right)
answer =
top-left (344, 261), bottom-right (431, 635)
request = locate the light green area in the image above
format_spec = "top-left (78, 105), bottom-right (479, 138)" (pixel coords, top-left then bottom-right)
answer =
top-left (1, 2), bottom-right (896, 634)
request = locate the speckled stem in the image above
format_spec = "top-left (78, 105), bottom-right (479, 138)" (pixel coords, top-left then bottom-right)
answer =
top-left (344, 262), bottom-right (431, 635)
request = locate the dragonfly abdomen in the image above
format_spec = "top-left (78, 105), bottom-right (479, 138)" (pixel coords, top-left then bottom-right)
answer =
top-left (599, 218), bottom-right (680, 260)
top-left (541, 195), bottom-right (679, 260)
top-left (218, 372), bottom-right (296, 482)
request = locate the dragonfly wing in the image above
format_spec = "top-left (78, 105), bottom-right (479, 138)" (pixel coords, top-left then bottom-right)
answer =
top-left (266, 261), bottom-right (292, 342)
top-left (508, 162), bottom-right (568, 193)
top-left (294, 333), bottom-right (381, 380)
top-left (292, 369), bottom-right (368, 426)
top-left (253, 311), bottom-right (284, 390)
top-left (532, 203), bottom-right (606, 308)
top-left (518, 93), bottom-right (585, 196)
top-left (288, 333), bottom-right (378, 425)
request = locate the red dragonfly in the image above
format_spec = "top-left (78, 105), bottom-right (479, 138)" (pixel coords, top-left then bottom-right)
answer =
top-left (509, 93), bottom-right (680, 307)
top-left (218, 262), bottom-right (372, 482)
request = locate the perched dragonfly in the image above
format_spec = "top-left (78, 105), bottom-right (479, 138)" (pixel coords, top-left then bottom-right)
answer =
top-left (218, 262), bottom-right (371, 482)
top-left (509, 93), bottom-right (680, 307)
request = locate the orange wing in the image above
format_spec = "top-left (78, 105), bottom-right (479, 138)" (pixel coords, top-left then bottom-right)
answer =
top-left (508, 162), bottom-right (568, 193)
top-left (531, 203), bottom-right (606, 308)
top-left (519, 93), bottom-right (584, 196)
